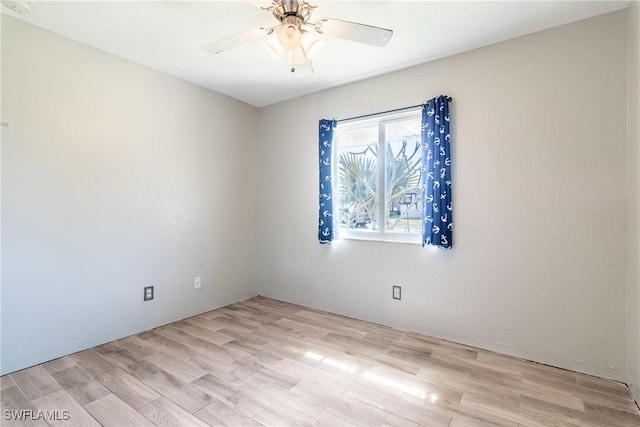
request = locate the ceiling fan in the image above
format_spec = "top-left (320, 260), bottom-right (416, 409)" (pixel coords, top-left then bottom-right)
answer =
top-left (203, 0), bottom-right (393, 74)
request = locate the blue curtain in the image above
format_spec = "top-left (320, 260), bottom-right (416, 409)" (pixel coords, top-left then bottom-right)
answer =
top-left (318, 119), bottom-right (336, 244)
top-left (421, 96), bottom-right (453, 248)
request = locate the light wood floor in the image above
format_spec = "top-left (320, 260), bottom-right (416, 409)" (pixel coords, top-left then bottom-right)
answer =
top-left (2, 296), bottom-right (639, 427)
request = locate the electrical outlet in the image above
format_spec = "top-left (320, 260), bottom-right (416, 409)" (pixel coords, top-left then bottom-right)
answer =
top-left (194, 276), bottom-right (201, 289)
top-left (144, 286), bottom-right (154, 301)
top-left (392, 285), bottom-right (401, 300)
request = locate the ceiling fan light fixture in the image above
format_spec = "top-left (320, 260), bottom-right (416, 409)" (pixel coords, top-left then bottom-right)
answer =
top-left (301, 31), bottom-right (323, 59)
top-left (277, 15), bottom-right (302, 50)
top-left (288, 46), bottom-right (308, 66)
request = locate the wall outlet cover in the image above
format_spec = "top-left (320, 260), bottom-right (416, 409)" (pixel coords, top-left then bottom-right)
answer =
top-left (144, 286), bottom-right (154, 301)
top-left (393, 285), bottom-right (401, 300)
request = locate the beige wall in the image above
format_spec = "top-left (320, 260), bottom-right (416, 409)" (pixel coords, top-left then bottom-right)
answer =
top-left (257, 11), bottom-right (629, 380)
top-left (1, 16), bottom-right (260, 375)
top-left (627, 0), bottom-right (640, 402)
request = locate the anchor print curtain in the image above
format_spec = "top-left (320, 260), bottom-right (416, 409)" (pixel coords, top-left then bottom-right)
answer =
top-left (421, 96), bottom-right (453, 248)
top-left (318, 119), bottom-right (336, 243)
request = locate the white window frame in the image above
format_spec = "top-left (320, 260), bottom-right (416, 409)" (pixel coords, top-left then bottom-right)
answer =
top-left (334, 108), bottom-right (422, 245)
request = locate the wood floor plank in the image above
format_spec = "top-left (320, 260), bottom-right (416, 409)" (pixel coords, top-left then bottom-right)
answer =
top-left (223, 339), bottom-right (269, 359)
top-left (234, 377), bottom-right (318, 424)
top-left (381, 413), bottom-right (422, 427)
top-left (292, 379), bottom-right (388, 427)
top-left (194, 399), bottom-right (264, 426)
top-left (50, 365), bottom-right (110, 405)
top-left (313, 409), bottom-right (357, 426)
top-left (583, 401), bottom-right (640, 427)
top-left (206, 315), bottom-right (258, 332)
top-left (344, 345), bottom-right (423, 375)
top-left (138, 397), bottom-right (210, 426)
top-left (581, 392), bottom-right (640, 415)
top-left (517, 384), bottom-right (585, 412)
top-left (93, 342), bottom-right (122, 356)
top-left (460, 391), bottom-right (541, 426)
top-left (142, 371), bottom-right (213, 413)
top-left (138, 331), bottom-right (201, 360)
top-left (113, 336), bottom-right (159, 359)
top-left (273, 358), bottom-right (353, 394)
top-left (347, 383), bottom-right (451, 426)
top-left (1, 296), bottom-right (638, 427)
top-left (187, 354), bottom-right (253, 387)
top-left (251, 404), bottom-right (312, 427)
top-left (291, 341), bottom-right (368, 376)
top-left (69, 349), bottom-right (115, 378)
top-left (190, 373), bottom-right (240, 402)
top-left (211, 385), bottom-right (271, 418)
top-left (253, 364), bottom-right (301, 390)
top-left (31, 389), bottom-right (100, 426)
top-left (10, 366), bottom-right (62, 401)
top-left (462, 391), bottom-right (581, 427)
top-left (95, 368), bottom-right (161, 409)
top-left (218, 327), bottom-right (270, 345)
top-left (317, 406), bottom-right (385, 427)
top-left (576, 373), bottom-right (632, 398)
top-left (519, 393), bottom-right (640, 427)
top-left (41, 357), bottom-right (76, 374)
top-left (155, 324), bottom-right (229, 349)
top-left (445, 401), bottom-right (519, 427)
top-left (1, 374), bottom-right (16, 390)
top-left (261, 336), bottom-right (317, 361)
top-left (170, 323), bottom-right (234, 345)
top-left (195, 400), bottom-right (262, 427)
top-left (101, 349), bottom-right (161, 380)
top-left (183, 316), bottom-right (228, 332)
top-left (84, 393), bottom-right (154, 426)
top-left (244, 376), bottom-right (324, 422)
top-left (522, 370), bottom-right (637, 412)
top-left (145, 351), bottom-right (206, 383)
top-left (0, 386), bottom-right (50, 427)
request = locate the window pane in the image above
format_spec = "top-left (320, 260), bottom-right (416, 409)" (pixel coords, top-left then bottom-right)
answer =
top-left (337, 124), bottom-right (378, 231)
top-left (384, 117), bottom-right (422, 234)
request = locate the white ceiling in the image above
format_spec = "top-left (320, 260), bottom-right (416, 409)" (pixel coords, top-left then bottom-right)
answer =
top-left (1, 1), bottom-right (629, 107)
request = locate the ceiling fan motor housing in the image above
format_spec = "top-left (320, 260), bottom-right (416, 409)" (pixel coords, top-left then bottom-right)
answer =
top-left (272, 0), bottom-right (313, 23)
top-left (281, 0), bottom-right (299, 14)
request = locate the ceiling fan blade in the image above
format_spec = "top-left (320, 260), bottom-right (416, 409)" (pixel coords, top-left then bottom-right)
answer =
top-left (203, 27), bottom-right (268, 54)
top-left (314, 18), bottom-right (393, 47)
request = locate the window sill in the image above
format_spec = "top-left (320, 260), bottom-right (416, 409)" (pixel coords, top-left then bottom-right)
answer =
top-left (337, 231), bottom-right (421, 245)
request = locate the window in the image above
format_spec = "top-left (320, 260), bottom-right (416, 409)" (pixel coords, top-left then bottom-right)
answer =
top-left (335, 110), bottom-right (422, 243)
